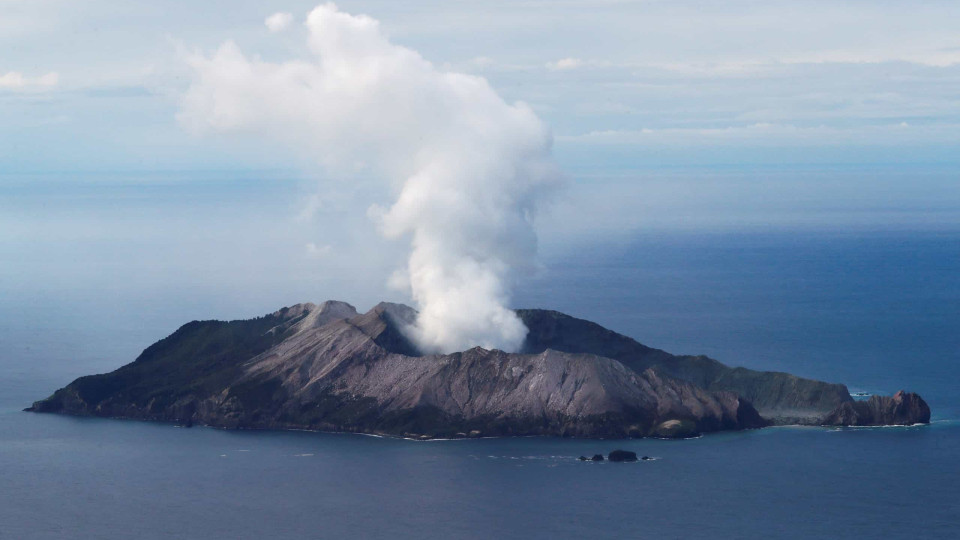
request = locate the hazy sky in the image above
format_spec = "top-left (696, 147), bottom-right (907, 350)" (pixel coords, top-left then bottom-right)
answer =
top-left (3, 0), bottom-right (960, 173)
top-left (2, 1), bottom-right (959, 326)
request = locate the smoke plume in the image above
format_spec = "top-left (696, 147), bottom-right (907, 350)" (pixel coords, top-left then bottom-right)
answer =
top-left (179, 3), bottom-right (561, 353)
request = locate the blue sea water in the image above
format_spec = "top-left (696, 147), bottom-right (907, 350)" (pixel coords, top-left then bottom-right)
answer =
top-left (1, 226), bottom-right (958, 539)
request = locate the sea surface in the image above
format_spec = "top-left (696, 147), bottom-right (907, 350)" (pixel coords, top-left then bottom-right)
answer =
top-left (2, 225), bottom-right (958, 538)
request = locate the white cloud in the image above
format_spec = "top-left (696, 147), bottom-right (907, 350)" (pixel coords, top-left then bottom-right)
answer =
top-left (558, 121), bottom-right (960, 149)
top-left (304, 242), bottom-right (332, 258)
top-left (296, 193), bottom-right (324, 222)
top-left (469, 56), bottom-right (495, 69)
top-left (0, 71), bottom-right (59, 90)
top-left (546, 57), bottom-right (583, 71)
top-left (779, 49), bottom-right (960, 68)
top-left (264, 12), bottom-right (294, 33)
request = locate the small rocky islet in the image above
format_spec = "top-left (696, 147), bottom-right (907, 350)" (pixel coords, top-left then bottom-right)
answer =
top-left (27, 300), bottom-right (931, 439)
top-left (578, 450), bottom-right (651, 463)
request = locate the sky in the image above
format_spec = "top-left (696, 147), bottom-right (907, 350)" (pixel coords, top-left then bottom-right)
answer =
top-left (2, 0), bottom-right (960, 173)
top-left (2, 0), bottom-right (959, 328)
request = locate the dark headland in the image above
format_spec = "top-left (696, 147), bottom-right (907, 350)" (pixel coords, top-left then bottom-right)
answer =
top-left (26, 301), bottom-right (930, 439)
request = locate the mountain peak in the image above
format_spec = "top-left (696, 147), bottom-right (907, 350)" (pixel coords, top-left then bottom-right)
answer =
top-left (271, 303), bottom-right (316, 320)
top-left (286, 300), bottom-right (360, 335)
top-left (349, 302), bottom-right (421, 357)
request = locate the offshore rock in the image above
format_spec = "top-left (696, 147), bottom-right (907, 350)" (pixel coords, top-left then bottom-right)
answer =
top-left (608, 450), bottom-right (638, 462)
top-left (821, 391), bottom-right (931, 426)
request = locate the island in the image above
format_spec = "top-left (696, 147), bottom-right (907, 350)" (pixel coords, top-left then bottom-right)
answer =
top-left (26, 301), bottom-right (931, 439)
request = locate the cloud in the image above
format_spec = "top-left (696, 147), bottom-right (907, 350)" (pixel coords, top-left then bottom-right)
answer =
top-left (469, 56), bottom-right (495, 69)
top-left (546, 57), bottom-right (583, 71)
top-left (778, 50), bottom-right (960, 68)
top-left (296, 193), bottom-right (324, 222)
top-left (304, 242), bottom-right (332, 258)
top-left (180, 3), bottom-right (562, 354)
top-left (0, 71), bottom-right (59, 90)
top-left (264, 12), bottom-right (294, 33)
top-left (558, 121), bottom-right (960, 149)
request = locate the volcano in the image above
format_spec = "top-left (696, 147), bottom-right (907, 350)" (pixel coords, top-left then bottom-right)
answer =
top-left (27, 301), bottom-right (930, 438)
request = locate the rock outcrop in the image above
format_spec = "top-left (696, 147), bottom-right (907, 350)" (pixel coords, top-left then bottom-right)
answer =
top-left (26, 300), bottom-right (929, 438)
top-left (651, 419), bottom-right (699, 438)
top-left (821, 391), bottom-right (931, 426)
top-left (608, 450), bottom-right (638, 462)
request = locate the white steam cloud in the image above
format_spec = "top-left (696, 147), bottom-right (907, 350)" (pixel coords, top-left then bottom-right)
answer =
top-left (179, 3), bottom-right (561, 354)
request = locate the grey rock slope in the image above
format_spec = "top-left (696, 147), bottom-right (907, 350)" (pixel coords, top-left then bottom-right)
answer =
top-left (518, 309), bottom-right (853, 423)
top-left (27, 301), bottom-right (929, 438)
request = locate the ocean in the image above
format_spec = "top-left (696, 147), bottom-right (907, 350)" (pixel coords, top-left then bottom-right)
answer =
top-left (1, 193), bottom-right (958, 537)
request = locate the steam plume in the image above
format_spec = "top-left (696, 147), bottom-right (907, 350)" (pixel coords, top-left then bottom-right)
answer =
top-left (179, 3), bottom-right (561, 353)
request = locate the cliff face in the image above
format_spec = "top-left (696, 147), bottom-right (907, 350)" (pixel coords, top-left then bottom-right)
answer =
top-left (27, 301), bottom-right (928, 438)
